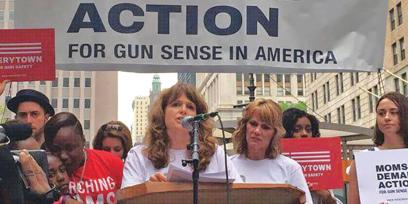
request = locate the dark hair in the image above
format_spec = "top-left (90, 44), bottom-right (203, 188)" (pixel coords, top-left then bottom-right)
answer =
top-left (44, 112), bottom-right (84, 149)
top-left (233, 98), bottom-right (285, 159)
top-left (282, 108), bottom-right (320, 138)
top-left (373, 92), bottom-right (408, 147)
top-left (93, 121), bottom-right (132, 160)
top-left (144, 83), bottom-right (217, 171)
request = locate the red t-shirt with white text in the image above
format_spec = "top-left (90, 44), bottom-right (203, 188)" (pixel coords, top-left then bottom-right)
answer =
top-left (68, 149), bottom-right (124, 204)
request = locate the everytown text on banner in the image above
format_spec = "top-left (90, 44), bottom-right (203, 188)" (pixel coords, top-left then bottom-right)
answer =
top-left (14, 0), bottom-right (387, 73)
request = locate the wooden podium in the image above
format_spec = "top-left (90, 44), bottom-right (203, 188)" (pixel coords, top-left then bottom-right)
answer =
top-left (117, 182), bottom-right (305, 204)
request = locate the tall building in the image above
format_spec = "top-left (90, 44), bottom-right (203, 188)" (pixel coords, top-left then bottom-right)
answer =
top-left (149, 74), bottom-right (161, 107)
top-left (131, 96), bottom-right (149, 144)
top-left (1, 2), bottom-right (118, 145)
top-left (178, 72), bottom-right (196, 86)
top-left (196, 73), bottom-right (307, 121)
top-left (7, 71), bottom-right (118, 146)
top-left (305, 0), bottom-right (408, 154)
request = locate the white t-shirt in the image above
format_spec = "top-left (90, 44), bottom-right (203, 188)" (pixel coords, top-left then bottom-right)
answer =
top-left (121, 144), bottom-right (240, 188)
top-left (230, 154), bottom-right (313, 204)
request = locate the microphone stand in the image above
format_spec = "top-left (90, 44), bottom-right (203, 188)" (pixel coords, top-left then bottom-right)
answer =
top-left (182, 120), bottom-right (200, 204)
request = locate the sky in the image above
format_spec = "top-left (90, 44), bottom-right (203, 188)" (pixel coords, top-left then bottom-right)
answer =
top-left (117, 72), bottom-right (178, 128)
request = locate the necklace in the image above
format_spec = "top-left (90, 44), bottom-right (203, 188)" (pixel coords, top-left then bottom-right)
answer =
top-left (73, 149), bottom-right (87, 202)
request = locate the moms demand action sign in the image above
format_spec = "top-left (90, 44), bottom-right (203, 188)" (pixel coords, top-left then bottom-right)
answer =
top-left (281, 137), bottom-right (342, 190)
top-left (0, 29), bottom-right (55, 82)
top-left (15, 0), bottom-right (387, 73)
top-left (355, 149), bottom-right (408, 204)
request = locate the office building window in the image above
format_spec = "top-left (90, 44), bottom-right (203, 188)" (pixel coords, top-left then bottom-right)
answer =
top-left (390, 8), bottom-right (396, 30)
top-left (243, 74), bottom-right (249, 95)
top-left (352, 99), bottom-right (356, 121)
top-left (236, 73), bottom-right (243, 95)
top-left (264, 74), bottom-right (271, 96)
top-left (277, 74), bottom-right (283, 96)
top-left (73, 98), bottom-right (80, 108)
top-left (400, 37), bottom-right (405, 60)
top-left (373, 85), bottom-right (379, 105)
top-left (297, 74), bottom-right (304, 96)
top-left (397, 2), bottom-right (403, 25)
top-left (393, 42), bottom-right (398, 65)
top-left (395, 78), bottom-right (401, 93)
top-left (314, 90), bottom-right (318, 110)
top-left (326, 81), bottom-right (330, 102)
top-left (323, 84), bottom-right (327, 104)
top-left (256, 74), bottom-right (262, 96)
top-left (402, 73), bottom-right (408, 96)
top-left (74, 78), bottom-right (80, 87)
top-left (284, 74), bottom-right (291, 96)
top-left (368, 88), bottom-right (374, 113)
top-left (52, 77), bottom-right (58, 87)
top-left (357, 96), bottom-right (361, 119)
top-left (63, 78), bottom-right (69, 87)
top-left (85, 78), bottom-right (91, 87)
top-left (350, 73), bottom-right (354, 86)
top-left (84, 99), bottom-right (91, 109)
top-left (337, 107), bottom-right (341, 124)
top-left (84, 120), bottom-right (90, 130)
top-left (40, 81), bottom-right (46, 86)
top-left (51, 98), bottom-right (58, 108)
top-left (311, 93), bottom-right (315, 111)
top-left (335, 73), bottom-right (344, 95)
top-left (327, 113), bottom-right (331, 123)
top-left (62, 98), bottom-right (68, 108)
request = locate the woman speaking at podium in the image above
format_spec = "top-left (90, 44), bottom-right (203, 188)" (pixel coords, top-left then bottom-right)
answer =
top-left (230, 99), bottom-right (312, 204)
top-left (121, 83), bottom-right (239, 188)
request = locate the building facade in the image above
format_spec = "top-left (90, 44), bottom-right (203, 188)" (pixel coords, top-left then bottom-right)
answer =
top-left (131, 96), bottom-right (149, 144)
top-left (7, 71), bottom-right (119, 146)
top-left (304, 0), bottom-right (408, 153)
top-left (196, 73), bottom-right (307, 121)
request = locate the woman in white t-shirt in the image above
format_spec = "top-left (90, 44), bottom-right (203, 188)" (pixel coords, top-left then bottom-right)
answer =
top-left (230, 98), bottom-right (313, 204)
top-left (348, 92), bottom-right (408, 204)
top-left (122, 83), bottom-right (238, 188)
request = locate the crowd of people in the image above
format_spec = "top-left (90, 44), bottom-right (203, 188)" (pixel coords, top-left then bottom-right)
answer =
top-left (0, 80), bottom-right (407, 204)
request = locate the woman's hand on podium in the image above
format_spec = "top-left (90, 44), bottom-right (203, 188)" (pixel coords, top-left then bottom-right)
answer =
top-left (149, 172), bottom-right (167, 182)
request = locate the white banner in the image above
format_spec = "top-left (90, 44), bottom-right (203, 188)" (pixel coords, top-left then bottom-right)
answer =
top-left (14, 0), bottom-right (387, 73)
top-left (355, 149), bottom-right (408, 204)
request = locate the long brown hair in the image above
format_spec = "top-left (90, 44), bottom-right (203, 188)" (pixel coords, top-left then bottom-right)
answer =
top-left (233, 98), bottom-right (285, 159)
top-left (144, 83), bottom-right (218, 171)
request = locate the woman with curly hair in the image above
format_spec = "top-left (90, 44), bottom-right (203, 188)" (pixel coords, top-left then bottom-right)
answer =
top-left (121, 83), bottom-right (239, 187)
top-left (283, 108), bottom-right (341, 204)
top-left (93, 121), bottom-right (133, 160)
top-left (282, 108), bottom-right (320, 138)
top-left (230, 99), bottom-right (312, 204)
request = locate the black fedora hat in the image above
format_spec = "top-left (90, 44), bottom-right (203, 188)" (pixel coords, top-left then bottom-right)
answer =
top-left (7, 89), bottom-right (55, 116)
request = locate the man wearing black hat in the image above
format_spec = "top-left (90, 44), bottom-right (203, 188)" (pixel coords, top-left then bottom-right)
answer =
top-left (7, 89), bottom-right (55, 146)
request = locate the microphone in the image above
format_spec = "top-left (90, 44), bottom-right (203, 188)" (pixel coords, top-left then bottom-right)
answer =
top-left (181, 112), bottom-right (218, 131)
top-left (0, 123), bottom-right (32, 145)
